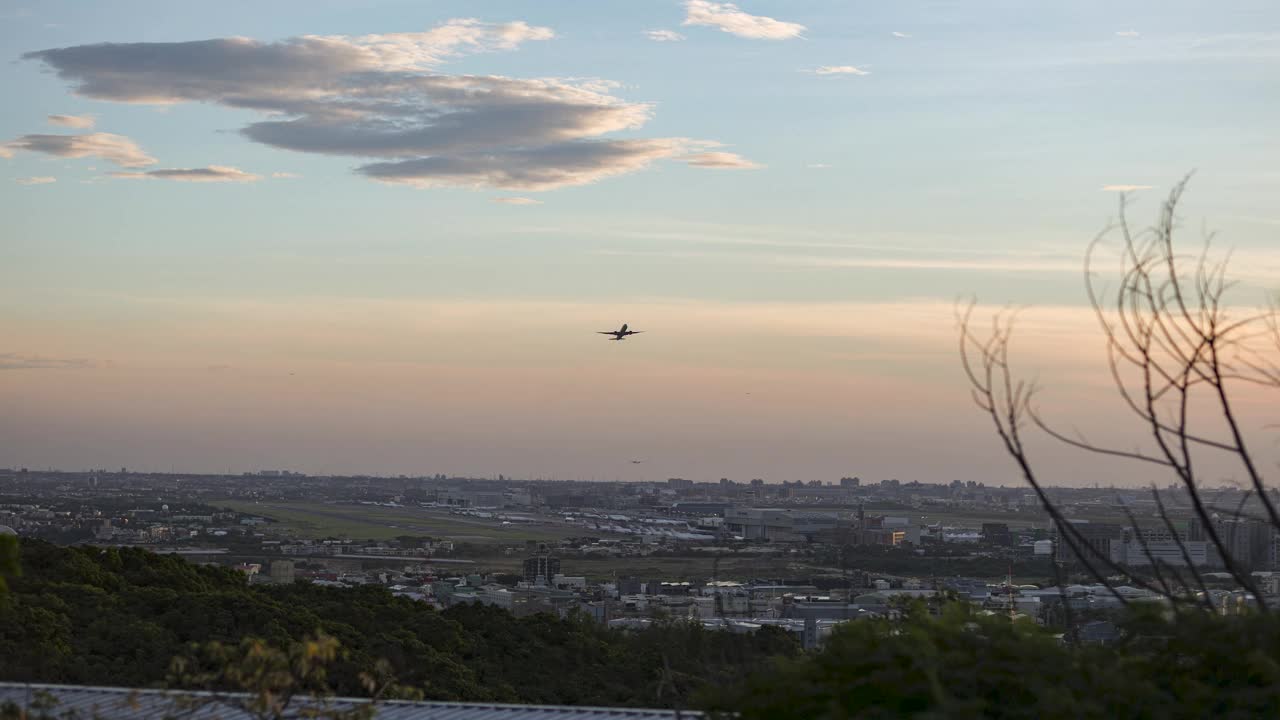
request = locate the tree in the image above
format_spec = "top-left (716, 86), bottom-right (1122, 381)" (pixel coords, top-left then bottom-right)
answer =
top-left (709, 601), bottom-right (1280, 719)
top-left (0, 540), bottom-right (797, 708)
top-left (0, 535), bottom-right (17, 596)
top-left (958, 176), bottom-right (1280, 609)
top-left (167, 632), bottom-right (418, 720)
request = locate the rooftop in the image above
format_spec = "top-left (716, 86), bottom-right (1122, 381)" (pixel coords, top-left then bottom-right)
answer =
top-left (0, 683), bottom-right (699, 720)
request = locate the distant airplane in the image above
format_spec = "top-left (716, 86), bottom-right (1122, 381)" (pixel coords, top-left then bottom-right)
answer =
top-left (630, 460), bottom-right (645, 464)
top-left (598, 323), bottom-right (644, 341)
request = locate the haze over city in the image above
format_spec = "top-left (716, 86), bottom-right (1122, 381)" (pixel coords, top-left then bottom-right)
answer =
top-left (3, 1), bottom-right (1277, 484)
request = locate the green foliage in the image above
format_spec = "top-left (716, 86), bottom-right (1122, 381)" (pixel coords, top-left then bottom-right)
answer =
top-left (708, 602), bottom-right (1280, 719)
top-left (0, 535), bottom-right (18, 596)
top-left (11, 539), bottom-right (1277, 717)
top-left (167, 631), bottom-right (420, 719)
top-left (0, 540), bottom-right (795, 708)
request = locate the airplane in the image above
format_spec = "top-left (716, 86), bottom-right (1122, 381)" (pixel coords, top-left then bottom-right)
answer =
top-left (630, 460), bottom-right (645, 464)
top-left (598, 323), bottom-right (644, 341)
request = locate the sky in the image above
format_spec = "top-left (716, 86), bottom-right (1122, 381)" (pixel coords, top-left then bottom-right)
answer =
top-left (1, 0), bottom-right (1278, 484)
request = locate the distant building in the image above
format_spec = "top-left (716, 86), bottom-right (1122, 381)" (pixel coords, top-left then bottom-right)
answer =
top-left (1054, 522), bottom-right (1124, 567)
top-left (1213, 518), bottom-right (1277, 571)
top-left (724, 508), bottom-right (840, 542)
top-left (667, 478), bottom-right (694, 489)
top-left (523, 555), bottom-right (561, 585)
top-left (439, 490), bottom-right (505, 508)
top-left (269, 559), bottom-right (295, 584)
top-left (1055, 521), bottom-right (1209, 568)
top-left (784, 485), bottom-right (853, 502)
top-left (1119, 525), bottom-right (1208, 567)
top-left (981, 523), bottom-right (1013, 546)
top-left (1076, 620), bottom-right (1120, 645)
top-left (670, 501), bottom-right (731, 516)
top-left (616, 576), bottom-right (644, 595)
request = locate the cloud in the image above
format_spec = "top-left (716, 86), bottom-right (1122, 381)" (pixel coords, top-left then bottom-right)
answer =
top-left (595, 248), bottom-right (1084, 274)
top-left (1, 132), bottom-right (155, 167)
top-left (1100, 184), bottom-right (1153, 192)
top-left (1116, 31), bottom-right (1141, 38)
top-left (493, 196), bottom-right (542, 205)
top-left (806, 163), bottom-right (831, 169)
top-left (47, 113), bottom-right (94, 128)
top-left (347, 19), bottom-right (555, 67)
top-left (0, 353), bottom-right (94, 370)
top-left (23, 22), bottom-right (554, 104)
top-left (359, 138), bottom-right (694, 190)
top-left (108, 165), bottom-right (260, 182)
top-left (271, 171), bottom-right (300, 178)
top-left (682, 1), bottom-right (804, 40)
top-left (809, 65), bottom-right (870, 76)
top-left (681, 151), bottom-right (761, 169)
top-left (22, 20), bottom-right (727, 192)
top-left (16, 176), bottom-right (57, 185)
top-left (892, 32), bottom-right (911, 39)
top-left (645, 29), bottom-right (685, 42)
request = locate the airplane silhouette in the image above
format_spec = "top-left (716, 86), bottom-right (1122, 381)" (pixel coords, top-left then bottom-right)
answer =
top-left (598, 323), bottom-right (644, 341)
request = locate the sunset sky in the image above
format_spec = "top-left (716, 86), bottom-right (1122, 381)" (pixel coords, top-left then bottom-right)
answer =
top-left (3, 0), bottom-right (1278, 483)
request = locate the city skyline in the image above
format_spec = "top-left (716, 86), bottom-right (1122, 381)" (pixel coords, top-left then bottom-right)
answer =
top-left (3, 1), bottom-right (1278, 483)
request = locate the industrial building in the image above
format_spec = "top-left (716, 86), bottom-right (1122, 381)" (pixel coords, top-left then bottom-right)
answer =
top-left (723, 508), bottom-right (841, 542)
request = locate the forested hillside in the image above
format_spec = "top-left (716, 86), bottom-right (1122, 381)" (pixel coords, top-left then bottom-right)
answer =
top-left (5, 540), bottom-right (1280, 718)
top-left (0, 540), bottom-right (796, 707)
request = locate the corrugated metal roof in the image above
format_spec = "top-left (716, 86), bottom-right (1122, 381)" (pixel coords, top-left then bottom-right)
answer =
top-left (0, 683), bottom-right (700, 719)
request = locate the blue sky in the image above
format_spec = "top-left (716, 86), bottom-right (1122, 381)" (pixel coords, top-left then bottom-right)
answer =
top-left (2, 1), bottom-right (1278, 482)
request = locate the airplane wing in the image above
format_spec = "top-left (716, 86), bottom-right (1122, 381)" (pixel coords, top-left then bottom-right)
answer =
top-left (626, 330), bottom-right (645, 335)
top-left (597, 331), bottom-right (617, 335)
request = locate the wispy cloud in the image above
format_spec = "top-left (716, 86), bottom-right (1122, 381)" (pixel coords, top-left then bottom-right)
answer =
top-left (1115, 30), bottom-right (1141, 38)
top-left (493, 196), bottom-right (542, 205)
top-left (47, 113), bottom-right (94, 128)
top-left (0, 132), bottom-right (154, 167)
top-left (645, 29), bottom-right (685, 42)
top-left (1022, 32), bottom-right (1280, 69)
top-left (16, 176), bottom-right (56, 185)
top-left (806, 163), bottom-right (831, 169)
top-left (892, 31), bottom-right (911, 39)
top-left (681, 151), bottom-right (762, 169)
top-left (1100, 184), bottom-right (1153, 192)
top-left (24, 19), bottom-right (734, 192)
top-left (682, 0), bottom-right (804, 40)
top-left (0, 353), bottom-right (94, 370)
top-left (595, 248), bottom-right (1082, 274)
top-left (270, 172), bottom-right (300, 179)
top-left (109, 165), bottom-right (260, 182)
top-left (808, 65), bottom-right (870, 76)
